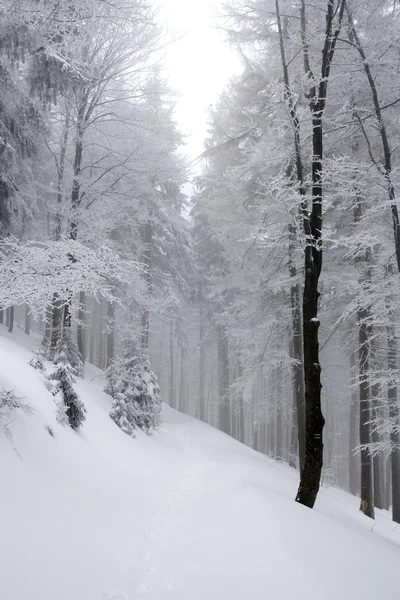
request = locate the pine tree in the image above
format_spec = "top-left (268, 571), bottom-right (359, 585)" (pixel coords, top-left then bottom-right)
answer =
top-left (105, 339), bottom-right (162, 437)
top-left (48, 329), bottom-right (86, 429)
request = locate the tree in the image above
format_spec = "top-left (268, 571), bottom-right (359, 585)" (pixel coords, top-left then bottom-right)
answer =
top-left (48, 329), bottom-right (86, 429)
top-left (105, 338), bottom-right (162, 436)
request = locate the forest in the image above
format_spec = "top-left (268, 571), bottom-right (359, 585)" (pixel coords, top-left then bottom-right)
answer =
top-left (1, 0), bottom-right (400, 533)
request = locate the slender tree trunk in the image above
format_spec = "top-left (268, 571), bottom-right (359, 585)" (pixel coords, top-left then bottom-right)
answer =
top-left (141, 221), bottom-right (153, 351)
top-left (41, 304), bottom-right (52, 352)
top-left (106, 300), bottom-right (115, 368)
top-left (179, 343), bottom-right (185, 413)
top-left (50, 294), bottom-right (63, 358)
top-left (5, 307), bottom-right (9, 329)
top-left (169, 319), bottom-right (174, 408)
top-left (0, 309), bottom-right (3, 325)
top-left (199, 285), bottom-right (206, 421)
top-left (349, 350), bottom-right (359, 495)
top-left (387, 323), bottom-right (400, 522)
top-left (276, 0), bottom-right (306, 470)
top-left (358, 308), bottom-right (375, 519)
top-left (77, 291), bottom-right (86, 361)
top-left (217, 324), bottom-right (230, 435)
top-left (295, 0), bottom-right (344, 509)
top-left (8, 305), bottom-right (14, 333)
top-left (24, 305), bottom-right (30, 335)
top-left (89, 299), bottom-right (97, 365)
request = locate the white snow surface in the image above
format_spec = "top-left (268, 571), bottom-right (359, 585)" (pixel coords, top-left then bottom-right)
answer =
top-left (0, 327), bottom-right (399, 600)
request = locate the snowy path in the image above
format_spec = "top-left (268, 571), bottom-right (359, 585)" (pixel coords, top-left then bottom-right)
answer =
top-left (0, 329), bottom-right (400, 600)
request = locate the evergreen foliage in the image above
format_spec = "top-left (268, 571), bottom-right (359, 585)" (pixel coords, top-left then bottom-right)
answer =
top-left (105, 340), bottom-right (162, 437)
top-left (48, 329), bottom-right (86, 429)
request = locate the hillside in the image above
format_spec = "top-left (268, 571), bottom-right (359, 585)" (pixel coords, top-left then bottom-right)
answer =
top-left (0, 327), bottom-right (399, 600)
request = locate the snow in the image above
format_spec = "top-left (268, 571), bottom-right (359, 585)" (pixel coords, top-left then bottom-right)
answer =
top-left (0, 327), bottom-right (399, 600)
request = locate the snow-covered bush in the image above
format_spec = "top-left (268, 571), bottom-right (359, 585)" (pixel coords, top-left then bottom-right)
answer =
top-left (28, 354), bottom-right (45, 373)
top-left (0, 387), bottom-right (33, 440)
top-left (48, 329), bottom-right (86, 429)
top-left (105, 340), bottom-right (162, 437)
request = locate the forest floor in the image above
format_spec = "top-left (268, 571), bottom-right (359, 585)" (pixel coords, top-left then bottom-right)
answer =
top-left (0, 326), bottom-right (399, 600)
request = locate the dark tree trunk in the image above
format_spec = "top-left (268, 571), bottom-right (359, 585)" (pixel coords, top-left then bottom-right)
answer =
top-left (77, 290), bottom-right (86, 361)
top-left (5, 307), bottom-right (9, 328)
top-left (295, 0), bottom-right (344, 509)
top-left (217, 324), bottom-right (231, 435)
top-left (0, 309), bottom-right (3, 325)
top-left (106, 300), bottom-right (115, 368)
top-left (8, 305), bottom-right (14, 333)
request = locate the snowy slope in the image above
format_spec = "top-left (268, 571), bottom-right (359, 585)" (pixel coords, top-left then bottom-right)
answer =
top-left (0, 328), bottom-right (399, 600)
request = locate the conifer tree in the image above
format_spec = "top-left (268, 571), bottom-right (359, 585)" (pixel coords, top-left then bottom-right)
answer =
top-left (48, 329), bottom-right (86, 429)
top-left (105, 338), bottom-right (162, 436)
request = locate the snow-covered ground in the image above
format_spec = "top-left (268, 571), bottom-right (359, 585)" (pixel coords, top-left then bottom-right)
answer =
top-left (0, 327), bottom-right (399, 600)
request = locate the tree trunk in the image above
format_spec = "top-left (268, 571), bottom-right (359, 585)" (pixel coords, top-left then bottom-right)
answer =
top-left (370, 375), bottom-right (383, 510)
top-left (169, 319), bottom-right (174, 408)
top-left (199, 285), bottom-right (206, 421)
top-left (141, 221), bottom-right (153, 351)
top-left (41, 304), bottom-right (52, 352)
top-left (24, 305), bottom-right (30, 335)
top-left (0, 309), bottom-right (3, 325)
top-left (77, 291), bottom-right (86, 361)
top-left (358, 308), bottom-right (375, 519)
top-left (106, 300), bottom-right (115, 368)
top-left (8, 305), bottom-right (14, 333)
top-left (387, 323), bottom-right (400, 523)
top-left (50, 294), bottom-right (63, 358)
top-left (179, 343), bottom-right (185, 413)
top-left (217, 324), bottom-right (231, 435)
top-left (295, 0), bottom-right (344, 509)
top-left (349, 357), bottom-right (359, 495)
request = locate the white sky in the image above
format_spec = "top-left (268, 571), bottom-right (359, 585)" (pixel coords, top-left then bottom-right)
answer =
top-left (158, 0), bottom-right (240, 165)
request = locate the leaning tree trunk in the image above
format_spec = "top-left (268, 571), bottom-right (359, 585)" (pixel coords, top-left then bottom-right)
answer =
top-left (295, 0), bottom-right (345, 508)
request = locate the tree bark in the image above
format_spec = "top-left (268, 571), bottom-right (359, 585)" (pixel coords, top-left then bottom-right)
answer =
top-left (295, 0), bottom-right (344, 509)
